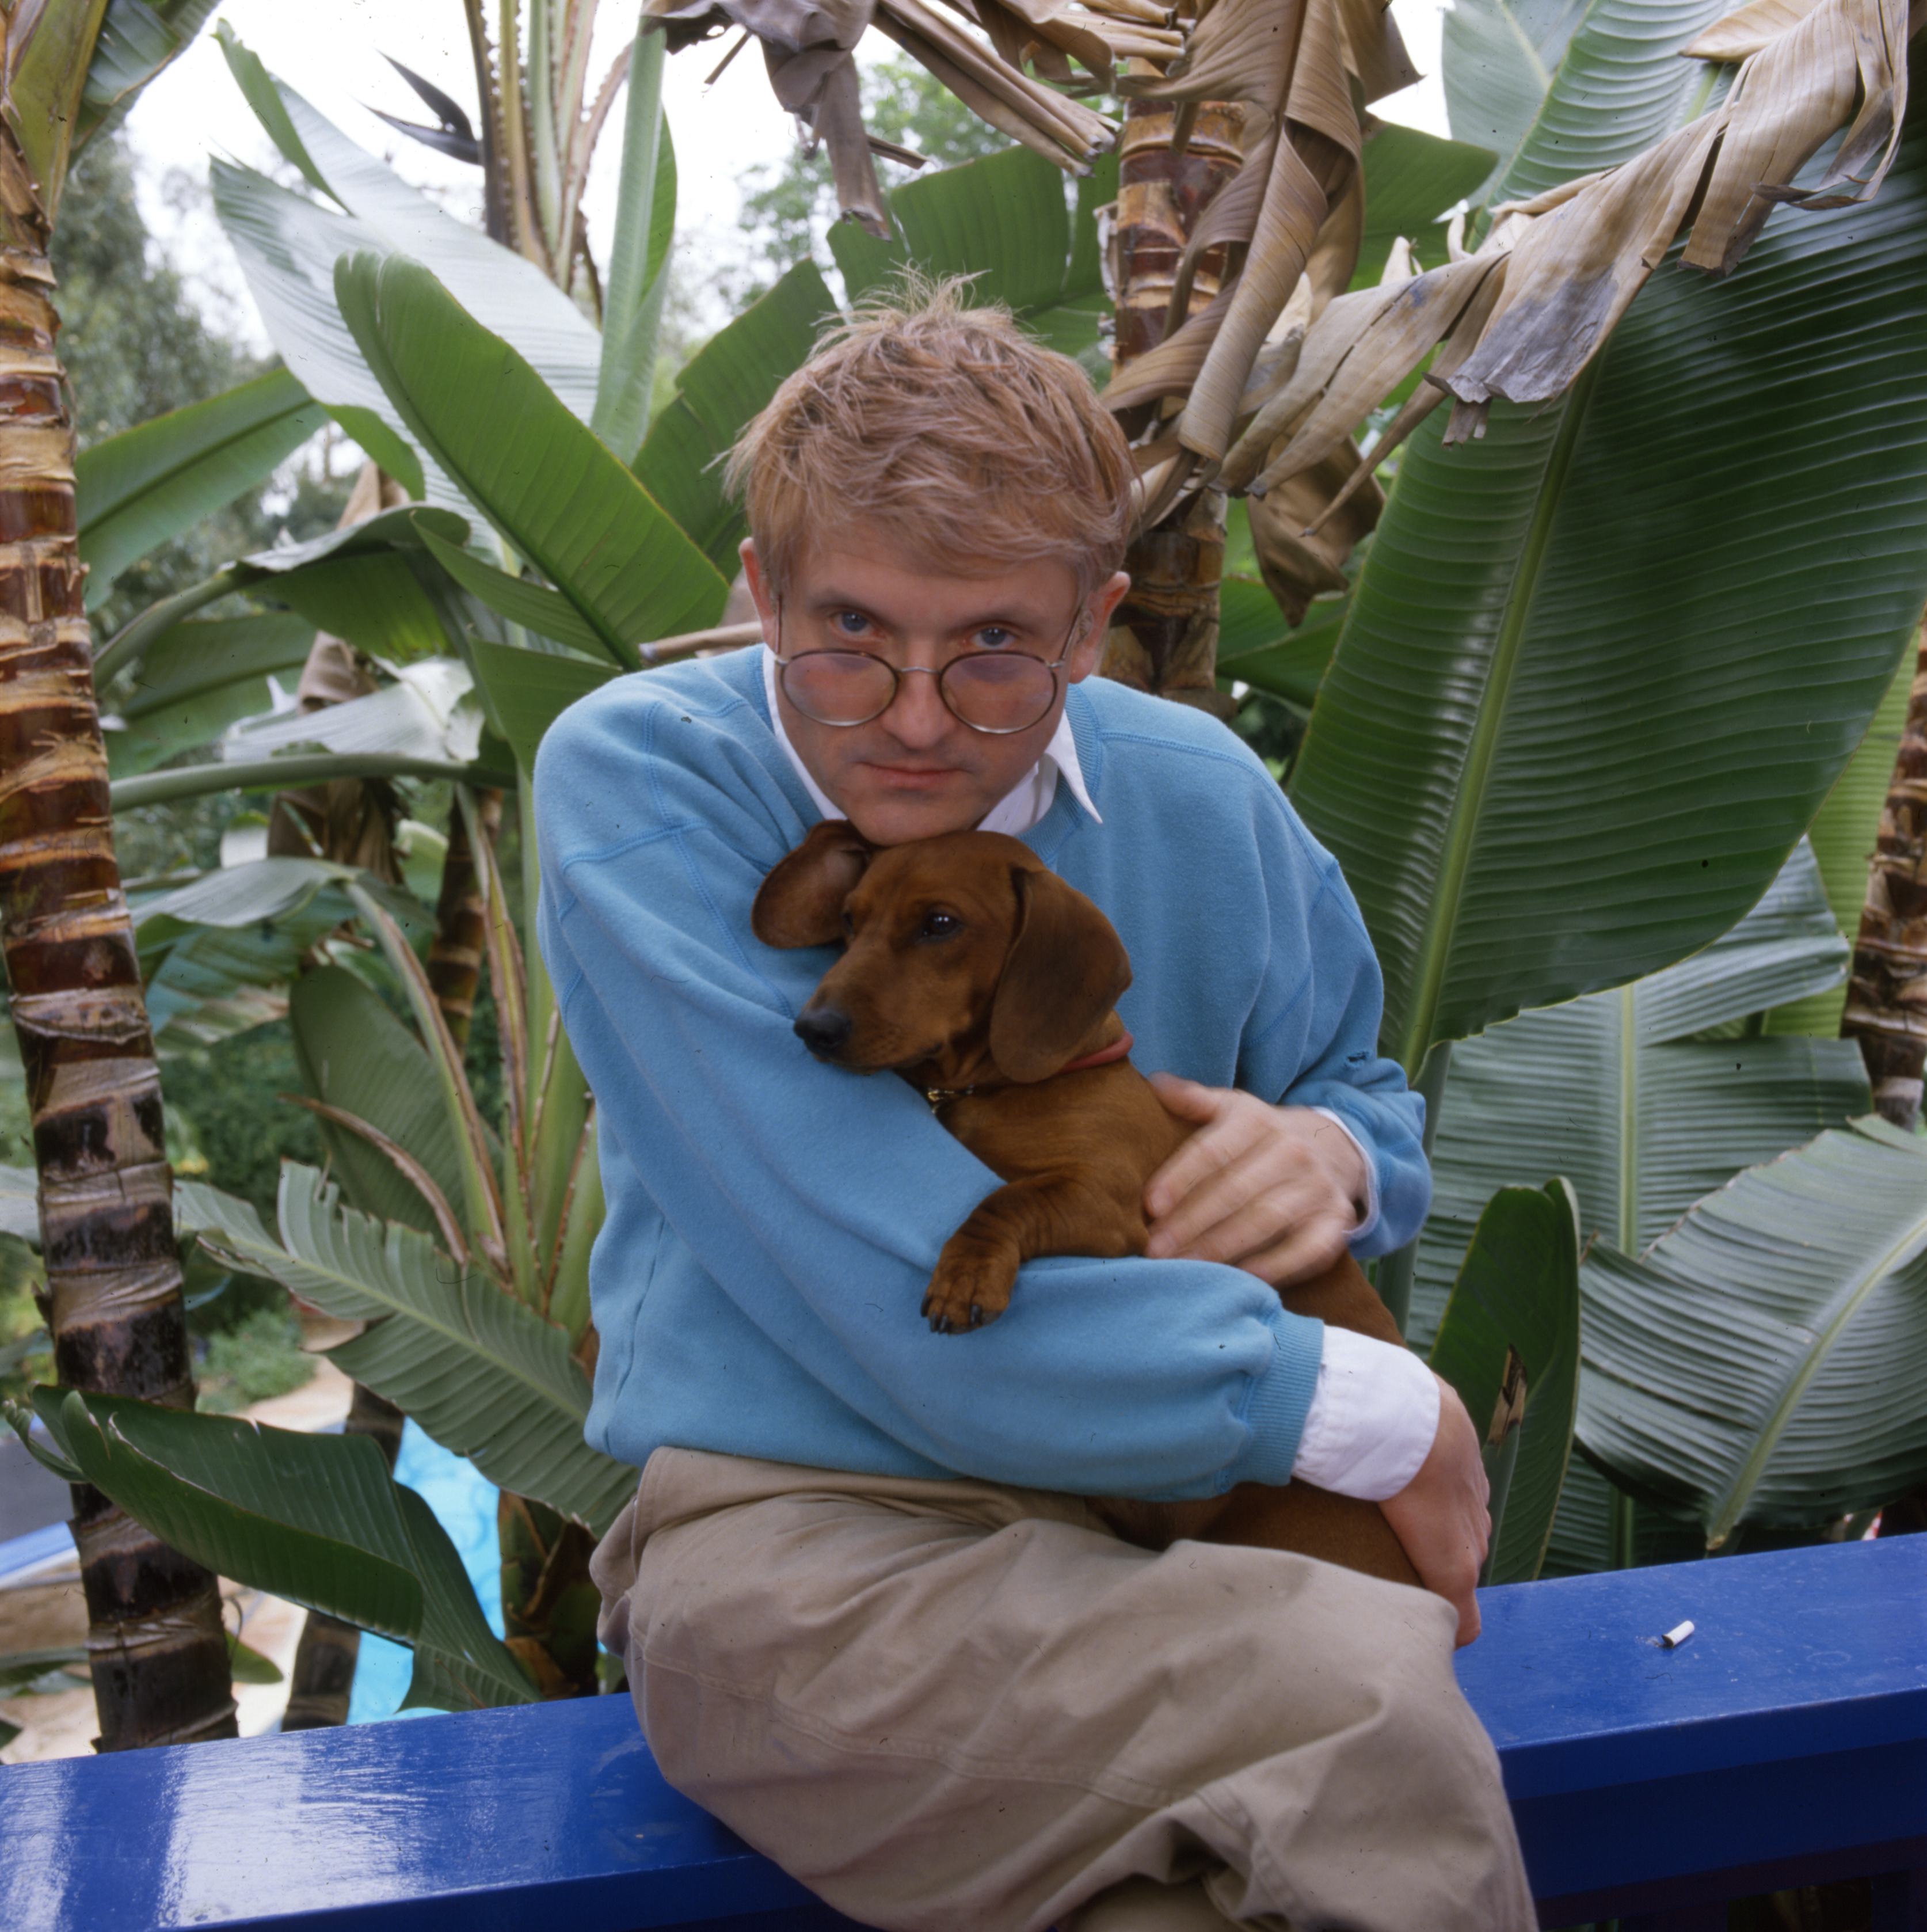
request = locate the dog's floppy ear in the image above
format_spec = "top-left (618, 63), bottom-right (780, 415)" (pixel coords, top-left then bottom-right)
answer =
top-left (988, 864), bottom-right (1133, 1083)
top-left (751, 820), bottom-right (876, 948)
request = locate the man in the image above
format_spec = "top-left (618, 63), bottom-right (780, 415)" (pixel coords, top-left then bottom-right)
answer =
top-left (535, 282), bottom-right (1533, 1932)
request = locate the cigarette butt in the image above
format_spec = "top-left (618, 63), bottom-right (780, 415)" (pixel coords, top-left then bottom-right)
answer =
top-left (1661, 1620), bottom-right (1695, 1649)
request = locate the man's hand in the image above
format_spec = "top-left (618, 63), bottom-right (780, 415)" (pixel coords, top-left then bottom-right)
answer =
top-left (1142, 1076), bottom-right (1369, 1286)
top-left (1380, 1375), bottom-right (1490, 1646)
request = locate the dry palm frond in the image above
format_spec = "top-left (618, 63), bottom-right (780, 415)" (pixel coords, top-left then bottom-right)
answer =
top-left (877, 0), bottom-right (1119, 165)
top-left (1681, 0), bottom-right (1911, 272)
top-left (1331, 0), bottom-right (1421, 105)
top-left (1106, 0), bottom-right (1372, 473)
top-left (1248, 0), bottom-right (1920, 509)
top-left (643, 0), bottom-right (1146, 237)
top-left (1446, 113), bottom-right (1723, 409)
top-left (1246, 440), bottom-right (1383, 619)
top-left (1220, 246), bottom-right (1506, 490)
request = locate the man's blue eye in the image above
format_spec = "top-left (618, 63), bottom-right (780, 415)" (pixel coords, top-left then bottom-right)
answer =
top-left (974, 627), bottom-right (1015, 651)
top-left (833, 611), bottom-right (868, 636)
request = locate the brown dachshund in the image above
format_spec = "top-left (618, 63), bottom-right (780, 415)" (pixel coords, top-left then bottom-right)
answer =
top-left (752, 820), bottom-right (1421, 1587)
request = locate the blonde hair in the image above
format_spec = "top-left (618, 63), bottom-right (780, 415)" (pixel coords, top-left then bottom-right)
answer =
top-left (726, 275), bottom-right (1134, 603)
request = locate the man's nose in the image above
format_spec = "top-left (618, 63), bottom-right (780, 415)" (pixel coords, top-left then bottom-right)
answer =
top-left (878, 664), bottom-right (953, 744)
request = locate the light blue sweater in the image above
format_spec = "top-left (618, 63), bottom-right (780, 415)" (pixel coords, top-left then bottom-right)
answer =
top-left (534, 647), bottom-right (1428, 1499)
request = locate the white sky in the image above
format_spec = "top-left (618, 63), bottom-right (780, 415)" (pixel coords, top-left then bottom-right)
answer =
top-left (123, 0), bottom-right (1451, 348)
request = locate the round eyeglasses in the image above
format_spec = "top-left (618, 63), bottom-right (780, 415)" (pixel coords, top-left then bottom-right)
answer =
top-left (772, 603), bottom-right (1081, 736)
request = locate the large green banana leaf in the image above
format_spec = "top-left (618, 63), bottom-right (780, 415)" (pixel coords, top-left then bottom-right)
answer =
top-left (93, 503), bottom-right (470, 686)
top-left (334, 252), bottom-right (730, 668)
top-left (1408, 843), bottom-right (1871, 1351)
top-left (466, 640), bottom-right (619, 774)
top-left (1351, 123), bottom-right (1499, 285)
top-left (633, 261), bottom-right (839, 580)
top-left (1577, 1116), bottom-right (1927, 1545)
top-left (1425, 1179), bottom-right (1581, 1584)
top-left (75, 367), bottom-right (327, 606)
top-left (222, 657), bottom-right (481, 768)
top-left (593, 25), bottom-right (677, 464)
top-left (1445, 0), bottom-right (1722, 211)
top-left (180, 1166), bottom-right (637, 1536)
top-left (288, 965), bottom-right (471, 1239)
top-left (27, 1387), bottom-right (534, 1712)
top-left (105, 611), bottom-right (315, 780)
top-left (73, 0), bottom-right (222, 159)
top-left (212, 28), bottom-right (601, 427)
top-left (1768, 648), bottom-right (1914, 1037)
top-left (132, 857), bottom-right (429, 1047)
top-left (1290, 100), bottom-right (1927, 1075)
top-left (1541, 1454), bottom-right (1705, 1577)
top-left (830, 146), bottom-right (1117, 382)
top-left (210, 153), bottom-right (448, 505)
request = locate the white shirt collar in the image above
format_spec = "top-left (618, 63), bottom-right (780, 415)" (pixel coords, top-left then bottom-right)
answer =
top-left (760, 646), bottom-right (1102, 835)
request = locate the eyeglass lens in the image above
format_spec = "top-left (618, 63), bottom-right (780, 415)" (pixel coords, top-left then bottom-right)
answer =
top-left (780, 649), bottom-right (1060, 734)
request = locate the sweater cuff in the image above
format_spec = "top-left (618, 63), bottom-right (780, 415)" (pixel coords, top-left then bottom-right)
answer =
top-left (1228, 1316), bottom-right (1326, 1489)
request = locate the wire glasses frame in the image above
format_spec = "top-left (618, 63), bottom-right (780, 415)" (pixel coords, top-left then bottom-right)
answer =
top-left (772, 600), bottom-right (1085, 736)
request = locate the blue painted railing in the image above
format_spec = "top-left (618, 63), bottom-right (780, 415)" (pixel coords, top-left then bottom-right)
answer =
top-left (2, 1535), bottom-right (1922, 1930)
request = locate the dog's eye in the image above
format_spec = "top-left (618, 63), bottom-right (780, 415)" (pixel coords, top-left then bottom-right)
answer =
top-left (916, 911), bottom-right (961, 941)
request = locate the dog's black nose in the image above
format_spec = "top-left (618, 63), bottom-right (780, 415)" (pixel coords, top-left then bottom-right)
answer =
top-left (794, 1006), bottom-right (853, 1058)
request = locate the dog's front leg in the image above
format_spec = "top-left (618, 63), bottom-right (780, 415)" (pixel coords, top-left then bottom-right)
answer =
top-left (924, 1173), bottom-right (1140, 1333)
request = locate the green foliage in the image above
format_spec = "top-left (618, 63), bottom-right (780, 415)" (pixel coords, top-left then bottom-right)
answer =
top-left (160, 1021), bottom-right (325, 1222)
top-left (732, 56), bottom-right (1015, 303)
top-left (195, 1305), bottom-right (315, 1413)
top-left (0, 1234), bottom-right (50, 1406)
top-left (56, 136), bottom-right (352, 637)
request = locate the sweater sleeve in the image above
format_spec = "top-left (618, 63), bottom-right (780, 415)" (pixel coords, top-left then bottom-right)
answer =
top-left (534, 673), bottom-right (1322, 1499)
top-left (1245, 834), bottom-right (1431, 1258)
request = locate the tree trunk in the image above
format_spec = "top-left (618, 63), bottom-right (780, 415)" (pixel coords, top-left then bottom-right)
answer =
top-left (1102, 98), bottom-right (1243, 718)
top-left (0, 116), bottom-right (234, 1750)
top-left (1842, 624), bottom-right (1927, 1130)
top-left (425, 787), bottom-right (504, 1051)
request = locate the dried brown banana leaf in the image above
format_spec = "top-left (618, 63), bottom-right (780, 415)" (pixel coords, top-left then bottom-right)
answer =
top-left (803, 51), bottom-right (891, 233)
top-left (1163, 123), bottom-right (1280, 334)
top-left (1246, 439), bottom-right (1383, 621)
top-left (1225, 249), bottom-right (1503, 490)
top-left (1681, 0), bottom-right (1910, 272)
top-left (878, 0), bottom-right (1118, 164)
top-left (1682, 0), bottom-right (1830, 63)
top-left (1445, 115), bottom-right (1722, 406)
top-left (1123, 0), bottom-right (1308, 113)
top-left (1334, 0), bottom-right (1421, 104)
top-left (1175, 0), bottom-right (1360, 461)
top-left (1288, 256), bottom-right (1513, 523)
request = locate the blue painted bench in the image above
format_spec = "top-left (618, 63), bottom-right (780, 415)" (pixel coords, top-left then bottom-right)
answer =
top-left (2, 1535), bottom-right (1921, 1930)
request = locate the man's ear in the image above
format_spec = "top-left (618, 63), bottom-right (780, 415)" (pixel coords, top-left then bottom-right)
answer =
top-left (740, 538), bottom-right (779, 649)
top-left (987, 865), bottom-right (1132, 1082)
top-left (751, 820), bottom-right (876, 948)
top-left (1065, 570), bottom-right (1132, 686)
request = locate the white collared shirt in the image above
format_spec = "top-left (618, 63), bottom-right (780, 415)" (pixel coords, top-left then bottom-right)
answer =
top-left (761, 647), bottom-right (1435, 1503)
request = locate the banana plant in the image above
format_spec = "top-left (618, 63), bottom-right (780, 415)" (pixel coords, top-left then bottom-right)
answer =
top-left (196, 794), bottom-right (623, 1699)
top-left (1578, 1115), bottom-right (1927, 1547)
top-left (15, 1385), bottom-right (539, 1714)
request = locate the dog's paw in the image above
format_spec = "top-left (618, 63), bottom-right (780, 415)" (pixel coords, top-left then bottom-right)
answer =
top-left (921, 1252), bottom-right (1015, 1334)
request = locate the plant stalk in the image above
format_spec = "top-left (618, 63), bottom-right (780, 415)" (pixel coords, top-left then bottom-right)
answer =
top-left (1842, 622), bottom-right (1927, 1129)
top-left (1103, 97), bottom-right (1243, 714)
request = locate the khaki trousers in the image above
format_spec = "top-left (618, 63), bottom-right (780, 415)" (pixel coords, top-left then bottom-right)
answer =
top-left (592, 1447), bottom-right (1536, 1932)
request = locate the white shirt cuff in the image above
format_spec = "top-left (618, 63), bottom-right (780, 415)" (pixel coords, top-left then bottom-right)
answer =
top-left (1289, 1326), bottom-right (1440, 1501)
top-left (1308, 1106), bottom-right (1380, 1243)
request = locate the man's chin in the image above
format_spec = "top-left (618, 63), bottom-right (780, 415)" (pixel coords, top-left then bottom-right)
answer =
top-left (838, 786), bottom-right (987, 846)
